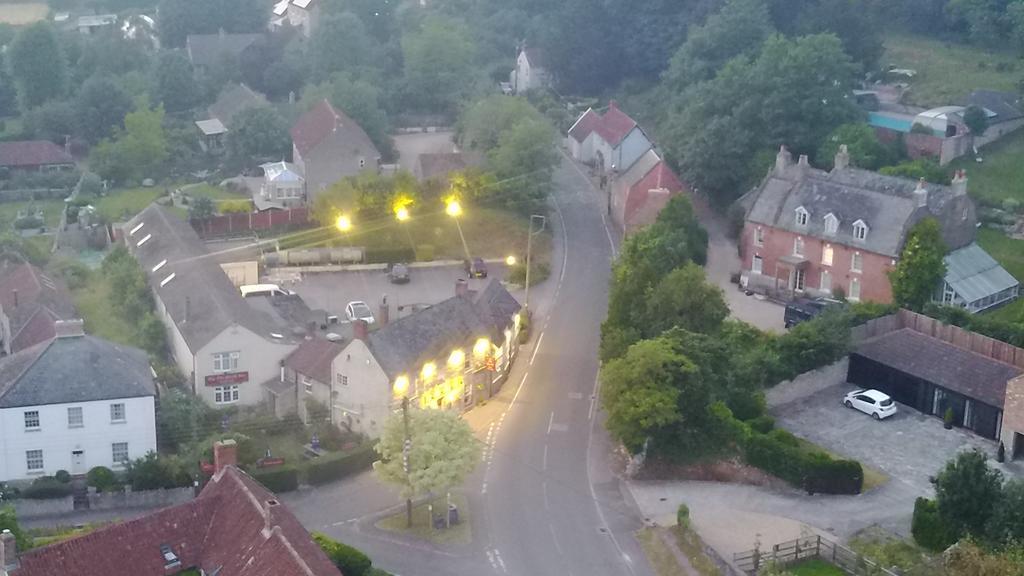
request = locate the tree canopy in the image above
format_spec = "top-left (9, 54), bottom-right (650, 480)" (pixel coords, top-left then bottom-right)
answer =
top-left (889, 217), bottom-right (947, 312)
top-left (817, 123), bottom-right (901, 171)
top-left (225, 106), bottom-right (290, 166)
top-left (401, 16), bottom-right (478, 115)
top-left (76, 75), bottom-right (133, 144)
top-left (90, 103), bottom-right (169, 185)
top-left (374, 408), bottom-right (480, 499)
top-left (153, 51), bottom-right (201, 113)
top-left (8, 22), bottom-right (67, 109)
top-left (935, 449), bottom-right (1005, 541)
top-left (157, 0), bottom-right (267, 48)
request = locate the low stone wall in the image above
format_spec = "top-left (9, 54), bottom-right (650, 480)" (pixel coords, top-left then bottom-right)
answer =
top-left (87, 486), bottom-right (194, 511)
top-left (765, 358), bottom-right (849, 409)
top-left (10, 496), bottom-right (75, 519)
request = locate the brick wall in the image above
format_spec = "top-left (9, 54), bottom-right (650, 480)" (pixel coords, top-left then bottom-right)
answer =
top-left (1001, 375), bottom-right (1024, 457)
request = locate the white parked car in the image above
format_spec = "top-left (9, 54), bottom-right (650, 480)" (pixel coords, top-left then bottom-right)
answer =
top-left (843, 389), bottom-right (897, 420)
top-left (345, 301), bottom-right (375, 324)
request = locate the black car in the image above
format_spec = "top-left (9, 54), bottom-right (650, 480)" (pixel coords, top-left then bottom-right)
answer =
top-left (388, 263), bottom-right (410, 284)
top-left (784, 297), bottom-right (844, 328)
top-left (464, 257), bottom-right (488, 278)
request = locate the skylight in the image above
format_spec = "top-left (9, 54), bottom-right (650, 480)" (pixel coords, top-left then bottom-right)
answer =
top-left (152, 259), bottom-right (167, 273)
top-left (160, 273), bottom-right (176, 287)
top-left (160, 544), bottom-right (181, 569)
top-left (136, 233), bottom-right (152, 247)
top-left (129, 222), bottom-right (145, 236)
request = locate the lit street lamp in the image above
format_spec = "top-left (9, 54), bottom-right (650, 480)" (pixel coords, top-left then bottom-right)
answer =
top-left (505, 255), bottom-right (517, 266)
top-left (445, 197), bottom-right (472, 263)
top-left (335, 214), bottom-right (352, 232)
top-left (524, 214), bottom-right (546, 311)
top-left (393, 374), bottom-right (413, 528)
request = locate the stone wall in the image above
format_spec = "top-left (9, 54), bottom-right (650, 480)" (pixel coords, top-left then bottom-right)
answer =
top-left (10, 496), bottom-right (75, 519)
top-left (10, 487), bottom-right (195, 520)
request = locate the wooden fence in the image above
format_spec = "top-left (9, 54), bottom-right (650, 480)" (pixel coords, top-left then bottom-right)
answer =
top-left (733, 535), bottom-right (900, 575)
top-left (191, 207), bottom-right (310, 238)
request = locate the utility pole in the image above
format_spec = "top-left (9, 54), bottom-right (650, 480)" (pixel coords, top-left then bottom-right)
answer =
top-left (524, 214), bottom-right (546, 311)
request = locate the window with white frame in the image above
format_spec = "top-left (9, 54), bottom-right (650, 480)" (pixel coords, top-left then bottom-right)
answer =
top-left (303, 376), bottom-right (314, 394)
top-left (752, 255), bottom-right (763, 274)
top-left (110, 403), bottom-right (125, 423)
top-left (851, 252), bottom-right (863, 273)
top-left (820, 270), bottom-right (832, 292)
top-left (849, 277), bottom-right (861, 301)
top-left (822, 244), bottom-right (834, 266)
top-left (24, 410), bottom-right (40, 430)
top-left (214, 385), bottom-right (239, 404)
top-left (795, 206), bottom-right (809, 227)
top-left (852, 220), bottom-right (868, 241)
top-left (824, 213), bottom-right (838, 235)
top-left (26, 449), bottom-right (43, 472)
top-left (112, 442), bottom-right (129, 466)
top-left (67, 407), bottom-right (83, 428)
top-left (793, 237), bottom-right (804, 257)
top-left (754, 227), bottom-right (764, 246)
top-left (212, 351), bottom-right (240, 373)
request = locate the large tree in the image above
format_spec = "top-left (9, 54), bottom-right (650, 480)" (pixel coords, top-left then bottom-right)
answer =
top-left (310, 11), bottom-right (385, 83)
top-left (157, 0), bottom-right (267, 48)
top-left (8, 22), bottom-right (67, 109)
top-left (889, 217), bottom-right (947, 311)
top-left (645, 263), bottom-right (729, 337)
top-left (817, 123), bottom-right (898, 170)
top-left (90, 104), bottom-right (169, 184)
top-left (990, 478), bottom-right (1024, 544)
top-left (76, 75), bottom-right (133, 144)
top-left (934, 449), bottom-right (1004, 541)
top-left (401, 16), bottom-right (477, 114)
top-left (225, 106), bottom-right (290, 165)
top-left (458, 95), bottom-right (544, 152)
top-left (153, 51), bottom-right (201, 113)
top-left (485, 117), bottom-right (558, 213)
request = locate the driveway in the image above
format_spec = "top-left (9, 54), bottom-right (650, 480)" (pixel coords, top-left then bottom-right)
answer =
top-left (393, 131), bottom-right (457, 172)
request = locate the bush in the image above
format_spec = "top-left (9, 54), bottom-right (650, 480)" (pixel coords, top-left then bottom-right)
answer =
top-left (804, 454), bottom-right (863, 495)
top-left (22, 476), bottom-right (73, 499)
top-left (313, 532), bottom-right (373, 576)
top-left (506, 261), bottom-right (551, 286)
top-left (54, 470), bottom-right (71, 483)
top-left (13, 216), bottom-right (43, 230)
top-left (125, 453), bottom-right (193, 491)
top-left (86, 466), bottom-right (119, 492)
top-left (912, 497), bottom-right (954, 551)
top-left (218, 199), bottom-right (251, 214)
top-left (364, 246), bottom-right (416, 264)
top-left (747, 415), bottom-right (776, 434)
top-left (304, 444), bottom-right (378, 486)
top-left (251, 465), bottom-right (299, 493)
top-left (417, 244), bottom-right (435, 261)
top-left (769, 428), bottom-right (800, 447)
top-left (676, 503), bottom-right (690, 530)
top-left (744, 433), bottom-right (863, 495)
top-left (518, 311), bottom-right (531, 344)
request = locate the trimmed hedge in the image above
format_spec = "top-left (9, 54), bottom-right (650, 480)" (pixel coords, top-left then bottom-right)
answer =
top-left (86, 466), bottom-right (119, 492)
top-left (22, 477), bottom-right (74, 500)
top-left (912, 497), bottom-right (954, 551)
top-left (251, 465), bottom-right (299, 493)
top-left (364, 246), bottom-right (416, 264)
top-left (313, 532), bottom-right (373, 576)
top-left (744, 432), bottom-right (863, 495)
top-left (304, 444), bottom-right (378, 486)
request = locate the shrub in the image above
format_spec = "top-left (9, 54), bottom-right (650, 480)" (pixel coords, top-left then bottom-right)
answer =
top-left (54, 470), bottom-right (71, 484)
top-left (200, 432), bottom-right (261, 466)
top-left (804, 454), bottom-right (863, 495)
top-left (744, 433), bottom-right (863, 495)
top-left (747, 415), bottom-right (775, 434)
top-left (218, 199), bottom-right (251, 214)
top-left (304, 444), bottom-right (378, 486)
top-left (86, 466), bottom-right (119, 492)
top-left (417, 244), bottom-right (435, 261)
top-left (313, 532), bottom-right (373, 576)
top-left (768, 428), bottom-right (800, 447)
top-left (251, 465), bottom-right (299, 493)
top-left (518, 312), bottom-right (531, 344)
top-left (22, 476), bottom-right (73, 499)
top-left (676, 503), bottom-right (689, 530)
top-left (506, 261), bottom-right (551, 286)
top-left (125, 453), bottom-right (193, 490)
top-left (364, 246), bottom-right (416, 264)
top-left (912, 497), bottom-right (954, 551)
top-left (13, 216), bottom-right (43, 230)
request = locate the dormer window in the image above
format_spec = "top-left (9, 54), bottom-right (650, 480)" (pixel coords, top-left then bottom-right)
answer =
top-left (795, 206), bottom-right (809, 227)
top-left (852, 219), bottom-right (868, 241)
top-left (824, 213), bottom-right (838, 235)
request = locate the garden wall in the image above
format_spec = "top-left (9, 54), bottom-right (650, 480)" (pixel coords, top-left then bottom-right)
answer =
top-left (10, 487), bottom-right (195, 519)
top-left (10, 496), bottom-right (75, 519)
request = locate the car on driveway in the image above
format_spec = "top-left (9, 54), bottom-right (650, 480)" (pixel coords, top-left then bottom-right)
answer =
top-left (464, 257), bottom-right (488, 278)
top-left (388, 263), bottom-right (410, 284)
top-left (345, 300), bottom-right (375, 324)
top-left (843, 389), bottom-right (897, 420)
top-left (784, 297), bottom-right (844, 328)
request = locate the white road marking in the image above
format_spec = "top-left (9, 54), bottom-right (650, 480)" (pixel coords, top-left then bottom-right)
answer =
top-left (509, 371), bottom-right (528, 408)
top-left (547, 411), bottom-right (554, 435)
top-left (569, 392), bottom-right (584, 400)
top-left (494, 549), bottom-right (507, 573)
top-left (589, 373), bottom-right (601, 421)
top-left (529, 332), bottom-right (545, 365)
top-left (481, 482), bottom-right (487, 494)
top-left (487, 550), bottom-right (498, 571)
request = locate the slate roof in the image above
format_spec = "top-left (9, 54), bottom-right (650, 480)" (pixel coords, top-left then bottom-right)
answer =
top-left (854, 328), bottom-right (1023, 409)
top-left (208, 83), bottom-right (269, 127)
top-left (944, 242), bottom-right (1020, 304)
top-left (13, 466), bottom-right (341, 576)
top-left (366, 279), bottom-right (520, 380)
top-left (290, 99), bottom-right (380, 160)
top-left (568, 108), bottom-right (601, 143)
top-left (415, 152), bottom-right (483, 181)
top-left (967, 90), bottom-right (1023, 124)
top-left (125, 205), bottom-right (291, 353)
top-left (743, 150), bottom-right (977, 257)
top-left (284, 338), bottom-right (343, 384)
top-left (0, 258), bottom-right (76, 354)
top-left (0, 333), bottom-right (154, 408)
top-left (0, 141), bottom-right (74, 168)
top-left (186, 32), bottom-right (263, 69)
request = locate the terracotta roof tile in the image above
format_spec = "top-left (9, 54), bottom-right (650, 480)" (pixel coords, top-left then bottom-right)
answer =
top-left (568, 109), bottom-right (601, 143)
top-left (284, 338), bottom-right (343, 384)
top-left (592, 101), bottom-right (637, 147)
top-left (0, 259), bottom-right (76, 353)
top-left (0, 141), bottom-right (74, 168)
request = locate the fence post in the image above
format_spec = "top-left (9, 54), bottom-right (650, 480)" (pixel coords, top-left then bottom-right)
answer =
top-left (773, 543), bottom-right (779, 565)
top-left (831, 538), bottom-right (836, 564)
top-left (816, 535), bottom-right (821, 560)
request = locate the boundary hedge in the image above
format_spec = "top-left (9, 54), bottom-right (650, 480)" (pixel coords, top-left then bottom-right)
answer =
top-left (744, 432), bottom-right (863, 495)
top-left (304, 443), bottom-right (378, 486)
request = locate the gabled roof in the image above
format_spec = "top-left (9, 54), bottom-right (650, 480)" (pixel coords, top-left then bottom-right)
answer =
top-left (125, 205), bottom-right (292, 352)
top-left (195, 118), bottom-right (227, 136)
top-left (625, 160), bottom-right (684, 225)
top-left (366, 280), bottom-right (520, 380)
top-left (567, 102), bottom-right (639, 148)
top-left (0, 258), bottom-right (76, 353)
top-left (855, 328), bottom-right (1022, 409)
top-left (284, 338), bottom-right (343, 384)
top-left (967, 89), bottom-right (1023, 123)
top-left (944, 242), bottom-right (1020, 304)
top-left (186, 32), bottom-right (263, 69)
top-left (261, 161), bottom-right (304, 183)
top-left (13, 466), bottom-right (341, 576)
top-left (290, 99), bottom-right (380, 161)
top-left (208, 83), bottom-right (269, 128)
top-left (568, 108), bottom-right (601, 143)
top-left (0, 332), bottom-right (154, 408)
top-left (0, 141), bottom-right (74, 168)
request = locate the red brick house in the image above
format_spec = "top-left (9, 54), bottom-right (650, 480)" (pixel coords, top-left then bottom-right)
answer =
top-left (0, 258), bottom-right (76, 356)
top-left (738, 145), bottom-right (977, 303)
top-left (610, 149), bottom-right (687, 235)
top-left (5, 440), bottom-right (342, 576)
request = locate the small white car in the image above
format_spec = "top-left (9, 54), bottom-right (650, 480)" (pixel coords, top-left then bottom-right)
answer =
top-left (843, 389), bottom-right (897, 420)
top-left (345, 301), bottom-right (375, 325)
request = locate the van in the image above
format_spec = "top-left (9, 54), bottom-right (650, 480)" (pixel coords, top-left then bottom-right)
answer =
top-left (239, 284), bottom-right (293, 298)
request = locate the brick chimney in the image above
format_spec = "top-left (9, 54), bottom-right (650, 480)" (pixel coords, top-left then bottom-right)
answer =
top-left (213, 439), bottom-right (237, 475)
top-left (914, 178), bottom-right (929, 207)
top-left (1, 529), bottom-right (18, 573)
top-left (379, 295), bottom-right (389, 327)
top-left (774, 145), bottom-right (793, 175)
top-left (951, 169), bottom-right (968, 196)
top-left (54, 319), bottom-right (85, 339)
top-left (833, 144), bottom-right (850, 171)
top-left (608, 99), bottom-right (618, 111)
top-left (352, 319), bottom-right (368, 341)
top-left (455, 278), bottom-right (469, 298)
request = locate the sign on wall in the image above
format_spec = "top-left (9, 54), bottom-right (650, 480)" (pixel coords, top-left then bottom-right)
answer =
top-left (205, 372), bottom-right (249, 386)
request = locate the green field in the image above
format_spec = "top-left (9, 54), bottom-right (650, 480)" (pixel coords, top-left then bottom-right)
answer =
top-left (788, 559), bottom-right (845, 576)
top-left (93, 187), bottom-right (165, 222)
top-left (976, 228), bottom-right (1024, 323)
top-left (883, 34), bottom-right (1020, 108)
top-left (184, 182), bottom-right (247, 203)
top-left (0, 198), bottom-right (65, 230)
top-left (71, 270), bottom-right (139, 348)
top-left (949, 129), bottom-right (1024, 205)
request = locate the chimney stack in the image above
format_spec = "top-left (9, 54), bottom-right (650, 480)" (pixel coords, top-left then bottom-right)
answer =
top-left (951, 169), bottom-right (968, 196)
top-left (774, 145), bottom-right (793, 175)
top-left (379, 295), bottom-right (389, 327)
top-left (54, 319), bottom-right (85, 339)
top-left (352, 319), bottom-right (368, 341)
top-left (213, 439), bottom-right (237, 475)
top-left (914, 178), bottom-right (929, 207)
top-left (455, 278), bottom-right (469, 298)
top-left (0, 529), bottom-right (18, 573)
top-left (833, 144), bottom-right (850, 171)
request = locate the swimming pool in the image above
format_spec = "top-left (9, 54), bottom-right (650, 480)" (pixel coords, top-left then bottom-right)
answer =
top-left (868, 112), bottom-right (913, 133)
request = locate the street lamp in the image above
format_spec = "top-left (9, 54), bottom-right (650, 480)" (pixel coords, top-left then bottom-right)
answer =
top-left (335, 214), bottom-right (352, 232)
top-left (393, 375), bottom-right (413, 527)
top-left (445, 197), bottom-right (472, 263)
top-left (505, 255), bottom-right (517, 266)
top-left (524, 214), bottom-right (546, 311)
top-left (395, 206), bottom-right (410, 221)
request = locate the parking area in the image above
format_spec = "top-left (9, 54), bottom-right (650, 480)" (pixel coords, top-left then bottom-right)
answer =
top-left (268, 262), bottom-right (520, 322)
top-left (772, 380), bottom-right (1013, 494)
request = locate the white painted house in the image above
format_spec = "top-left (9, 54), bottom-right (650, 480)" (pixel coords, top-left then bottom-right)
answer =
top-left (510, 47), bottom-right (551, 94)
top-left (126, 205), bottom-right (297, 408)
top-left (567, 101), bottom-right (652, 175)
top-left (0, 321), bottom-right (156, 481)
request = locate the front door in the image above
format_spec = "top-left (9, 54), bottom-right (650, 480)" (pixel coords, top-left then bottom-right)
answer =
top-left (792, 268), bottom-right (806, 292)
top-left (71, 450), bottom-right (85, 475)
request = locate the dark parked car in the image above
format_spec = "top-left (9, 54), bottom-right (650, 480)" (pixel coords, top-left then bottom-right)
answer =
top-left (464, 257), bottom-right (488, 278)
top-left (784, 297), bottom-right (844, 328)
top-left (389, 263), bottom-right (410, 284)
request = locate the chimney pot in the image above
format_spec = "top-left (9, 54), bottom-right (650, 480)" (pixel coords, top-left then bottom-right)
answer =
top-left (455, 279), bottom-right (469, 298)
top-left (352, 319), bottom-right (369, 341)
top-left (775, 145), bottom-right (793, 175)
top-left (1, 528), bottom-right (18, 572)
top-left (213, 439), bottom-right (238, 475)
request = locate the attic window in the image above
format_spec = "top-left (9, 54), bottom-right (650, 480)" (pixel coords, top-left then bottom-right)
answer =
top-left (160, 544), bottom-right (180, 569)
top-left (129, 222), bottom-right (145, 236)
top-left (795, 206), bottom-right (809, 227)
top-left (852, 219), bottom-right (868, 241)
top-left (824, 213), bottom-right (838, 235)
top-left (136, 233), bottom-right (152, 247)
top-left (159, 273), bottom-right (176, 287)
top-left (152, 259), bottom-right (167, 273)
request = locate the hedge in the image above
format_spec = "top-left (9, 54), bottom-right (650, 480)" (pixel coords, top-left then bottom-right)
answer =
top-left (22, 477), bottom-right (74, 500)
top-left (747, 415), bottom-right (775, 434)
top-left (304, 444), bottom-right (378, 486)
top-left (251, 465), bottom-right (299, 493)
top-left (313, 532), bottom-right (372, 576)
top-left (744, 432), bottom-right (863, 495)
top-left (912, 497), bottom-right (954, 551)
top-left (364, 246), bottom-right (416, 264)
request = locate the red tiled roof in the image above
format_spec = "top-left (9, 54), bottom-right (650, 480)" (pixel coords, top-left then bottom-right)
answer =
top-left (0, 259), bottom-right (76, 353)
top-left (624, 161), bottom-right (686, 229)
top-left (592, 101), bottom-right (637, 147)
top-left (290, 99), bottom-right (341, 156)
top-left (284, 338), bottom-right (343, 384)
top-left (0, 141), bottom-right (74, 168)
top-left (568, 109), bottom-right (601, 143)
top-left (14, 467), bottom-right (341, 576)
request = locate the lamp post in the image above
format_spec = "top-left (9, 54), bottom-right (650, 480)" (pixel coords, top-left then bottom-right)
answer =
top-left (524, 214), bottom-right (546, 311)
top-left (445, 198), bottom-right (472, 263)
top-left (393, 375), bottom-right (413, 527)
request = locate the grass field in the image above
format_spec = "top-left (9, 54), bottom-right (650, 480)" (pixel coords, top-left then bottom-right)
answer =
top-left (0, 198), bottom-right (65, 230)
top-left (883, 34), bottom-right (1020, 108)
top-left (184, 182), bottom-right (247, 203)
top-left (375, 493), bottom-right (471, 545)
top-left (788, 559), bottom-right (845, 576)
top-left (0, 2), bottom-right (47, 25)
top-left (976, 227), bottom-right (1024, 323)
top-left (93, 187), bottom-right (165, 222)
top-left (71, 270), bottom-right (140, 348)
top-left (949, 129), bottom-right (1024, 205)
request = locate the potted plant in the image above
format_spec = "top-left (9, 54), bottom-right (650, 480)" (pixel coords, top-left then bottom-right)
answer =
top-left (997, 442), bottom-right (1006, 463)
top-left (943, 407), bottom-right (954, 430)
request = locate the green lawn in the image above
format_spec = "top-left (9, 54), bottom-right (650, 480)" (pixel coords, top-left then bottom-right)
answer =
top-left (787, 559), bottom-right (845, 576)
top-left (883, 34), bottom-right (1020, 108)
top-left (184, 182), bottom-right (247, 203)
top-left (949, 129), bottom-right (1024, 205)
top-left (976, 228), bottom-right (1024, 323)
top-left (93, 187), bottom-right (165, 222)
top-left (0, 198), bottom-right (65, 230)
top-left (375, 494), bottom-right (471, 545)
top-left (71, 270), bottom-right (139, 348)
top-left (637, 528), bottom-right (689, 576)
